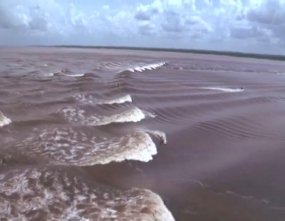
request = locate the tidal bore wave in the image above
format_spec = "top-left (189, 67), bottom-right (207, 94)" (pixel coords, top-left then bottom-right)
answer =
top-left (1, 47), bottom-right (285, 221)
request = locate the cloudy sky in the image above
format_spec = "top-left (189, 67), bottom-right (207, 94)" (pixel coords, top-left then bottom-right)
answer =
top-left (0, 0), bottom-right (284, 54)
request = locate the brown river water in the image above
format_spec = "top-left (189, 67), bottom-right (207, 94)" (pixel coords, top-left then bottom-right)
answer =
top-left (1, 47), bottom-right (285, 221)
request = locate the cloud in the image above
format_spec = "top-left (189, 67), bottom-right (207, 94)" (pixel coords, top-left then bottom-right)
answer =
top-left (245, 0), bottom-right (285, 45)
top-left (0, 4), bottom-right (26, 30)
top-left (0, 0), bottom-right (285, 53)
top-left (134, 4), bottom-right (158, 21)
top-left (161, 10), bottom-right (184, 33)
top-left (138, 23), bottom-right (156, 36)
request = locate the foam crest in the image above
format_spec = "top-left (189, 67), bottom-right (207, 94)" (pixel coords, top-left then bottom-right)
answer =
top-left (0, 111), bottom-right (11, 127)
top-left (44, 72), bottom-right (55, 77)
top-left (144, 129), bottom-right (167, 144)
top-left (0, 167), bottom-right (175, 221)
top-left (201, 87), bottom-right (244, 92)
top-left (96, 61), bottom-right (132, 71)
top-left (65, 73), bottom-right (85, 77)
top-left (74, 94), bottom-right (132, 105)
top-left (18, 128), bottom-right (166, 165)
top-left (44, 72), bottom-right (85, 77)
top-left (127, 62), bottom-right (166, 73)
top-left (61, 106), bottom-right (153, 126)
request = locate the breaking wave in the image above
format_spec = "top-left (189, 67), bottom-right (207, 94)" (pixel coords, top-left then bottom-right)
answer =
top-left (12, 128), bottom-right (166, 166)
top-left (120, 62), bottom-right (166, 73)
top-left (44, 70), bottom-right (85, 77)
top-left (74, 93), bottom-right (132, 105)
top-left (200, 87), bottom-right (244, 92)
top-left (5, 46), bottom-right (285, 220)
top-left (61, 106), bottom-right (155, 126)
top-left (0, 111), bottom-right (11, 127)
top-left (0, 166), bottom-right (175, 221)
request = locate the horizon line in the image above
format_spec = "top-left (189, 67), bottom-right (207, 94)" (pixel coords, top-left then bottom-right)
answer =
top-left (2, 45), bottom-right (285, 61)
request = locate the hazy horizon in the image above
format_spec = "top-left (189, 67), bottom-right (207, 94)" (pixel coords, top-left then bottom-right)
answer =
top-left (1, 0), bottom-right (285, 55)
top-left (3, 45), bottom-right (285, 58)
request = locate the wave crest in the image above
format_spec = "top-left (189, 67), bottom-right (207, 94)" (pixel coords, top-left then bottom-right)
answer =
top-left (74, 94), bottom-right (132, 105)
top-left (0, 111), bottom-right (11, 127)
top-left (200, 87), bottom-right (244, 92)
top-left (14, 128), bottom-right (166, 166)
top-left (120, 62), bottom-right (166, 73)
top-left (0, 166), bottom-right (175, 221)
top-left (61, 106), bottom-right (154, 126)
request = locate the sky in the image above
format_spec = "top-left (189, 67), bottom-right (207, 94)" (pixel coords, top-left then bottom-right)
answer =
top-left (0, 0), bottom-right (285, 54)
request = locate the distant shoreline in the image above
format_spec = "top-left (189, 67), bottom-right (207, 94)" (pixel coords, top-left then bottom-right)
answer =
top-left (39, 45), bottom-right (285, 61)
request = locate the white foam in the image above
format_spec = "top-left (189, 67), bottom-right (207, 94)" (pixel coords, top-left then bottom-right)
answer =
top-left (105, 130), bottom-right (158, 163)
top-left (0, 167), bottom-right (175, 221)
top-left (44, 72), bottom-right (55, 77)
top-left (200, 87), bottom-right (244, 92)
top-left (102, 94), bottom-right (132, 104)
top-left (61, 106), bottom-right (153, 126)
top-left (0, 111), bottom-right (11, 127)
top-left (74, 94), bottom-right (132, 105)
top-left (20, 128), bottom-right (165, 166)
top-left (44, 72), bottom-right (84, 77)
top-left (65, 73), bottom-right (85, 77)
top-left (127, 62), bottom-right (166, 73)
top-left (144, 129), bottom-right (167, 144)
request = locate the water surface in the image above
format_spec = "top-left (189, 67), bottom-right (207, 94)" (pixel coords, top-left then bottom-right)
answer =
top-left (1, 47), bottom-right (285, 221)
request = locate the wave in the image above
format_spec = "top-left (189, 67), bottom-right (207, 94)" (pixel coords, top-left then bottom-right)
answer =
top-left (200, 87), bottom-right (244, 92)
top-left (44, 71), bottom-right (85, 77)
top-left (144, 129), bottom-right (167, 145)
top-left (44, 71), bottom-right (61, 77)
top-left (74, 94), bottom-right (132, 105)
top-left (0, 111), bottom-right (11, 127)
top-left (5, 47), bottom-right (283, 221)
top-left (14, 128), bottom-right (166, 166)
top-left (41, 62), bottom-right (166, 78)
top-left (0, 166), bottom-right (175, 221)
top-left (61, 106), bottom-right (155, 126)
top-left (94, 61), bottom-right (134, 72)
top-left (122, 62), bottom-right (166, 73)
top-left (65, 73), bottom-right (85, 77)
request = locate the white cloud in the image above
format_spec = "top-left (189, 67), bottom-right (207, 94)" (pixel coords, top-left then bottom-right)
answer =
top-left (0, 0), bottom-right (285, 53)
top-left (245, 0), bottom-right (285, 45)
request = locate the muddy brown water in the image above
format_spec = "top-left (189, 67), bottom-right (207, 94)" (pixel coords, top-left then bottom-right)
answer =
top-left (0, 47), bottom-right (285, 220)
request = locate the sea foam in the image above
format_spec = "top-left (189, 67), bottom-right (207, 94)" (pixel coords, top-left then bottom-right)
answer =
top-left (126, 62), bottom-right (166, 73)
top-left (0, 166), bottom-right (175, 221)
top-left (17, 128), bottom-right (166, 166)
top-left (61, 106), bottom-right (154, 126)
top-left (0, 111), bottom-right (11, 127)
top-left (74, 94), bottom-right (132, 105)
top-left (201, 87), bottom-right (244, 92)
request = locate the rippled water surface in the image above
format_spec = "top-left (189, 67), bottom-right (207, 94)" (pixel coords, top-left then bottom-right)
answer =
top-left (1, 47), bottom-right (285, 220)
